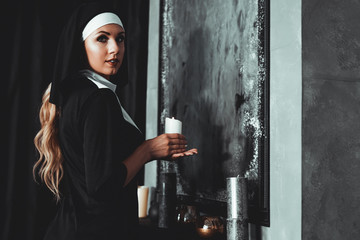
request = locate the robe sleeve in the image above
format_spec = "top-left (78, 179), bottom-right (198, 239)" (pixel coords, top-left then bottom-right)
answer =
top-left (80, 88), bottom-right (128, 198)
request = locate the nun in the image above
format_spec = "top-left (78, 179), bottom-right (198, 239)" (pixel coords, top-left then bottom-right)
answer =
top-left (33, 2), bottom-right (197, 239)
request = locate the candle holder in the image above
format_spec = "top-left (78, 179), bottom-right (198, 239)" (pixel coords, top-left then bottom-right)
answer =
top-left (158, 172), bottom-right (177, 228)
top-left (226, 176), bottom-right (248, 240)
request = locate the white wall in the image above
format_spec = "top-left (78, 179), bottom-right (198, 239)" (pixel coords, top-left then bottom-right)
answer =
top-left (261, 0), bottom-right (302, 239)
top-left (144, 0), bottom-right (160, 191)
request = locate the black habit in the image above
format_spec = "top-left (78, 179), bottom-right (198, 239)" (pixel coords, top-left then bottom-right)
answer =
top-left (44, 74), bottom-right (143, 240)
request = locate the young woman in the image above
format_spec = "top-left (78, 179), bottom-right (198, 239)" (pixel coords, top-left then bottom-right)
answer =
top-left (34, 3), bottom-right (197, 239)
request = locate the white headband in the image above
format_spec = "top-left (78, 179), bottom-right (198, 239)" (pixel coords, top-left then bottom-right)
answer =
top-left (82, 12), bottom-right (124, 41)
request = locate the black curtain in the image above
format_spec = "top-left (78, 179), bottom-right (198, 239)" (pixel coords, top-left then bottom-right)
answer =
top-left (1, 0), bottom-right (149, 239)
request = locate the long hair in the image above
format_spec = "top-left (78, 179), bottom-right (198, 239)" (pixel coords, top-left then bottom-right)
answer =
top-left (33, 83), bottom-right (63, 201)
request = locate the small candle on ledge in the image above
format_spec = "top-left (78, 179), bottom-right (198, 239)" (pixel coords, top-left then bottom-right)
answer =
top-left (138, 186), bottom-right (149, 218)
top-left (165, 117), bottom-right (182, 134)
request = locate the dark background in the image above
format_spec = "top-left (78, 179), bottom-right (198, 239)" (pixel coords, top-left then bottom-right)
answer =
top-left (302, 0), bottom-right (360, 239)
top-left (1, 1), bottom-right (149, 239)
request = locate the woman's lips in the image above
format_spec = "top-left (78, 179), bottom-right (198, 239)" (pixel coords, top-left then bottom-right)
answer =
top-left (105, 59), bottom-right (119, 67)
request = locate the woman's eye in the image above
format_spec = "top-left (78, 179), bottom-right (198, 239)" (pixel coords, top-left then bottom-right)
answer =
top-left (97, 35), bottom-right (108, 42)
top-left (117, 35), bottom-right (125, 43)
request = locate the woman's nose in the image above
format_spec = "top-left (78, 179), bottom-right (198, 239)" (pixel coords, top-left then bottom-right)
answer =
top-left (108, 39), bottom-right (120, 55)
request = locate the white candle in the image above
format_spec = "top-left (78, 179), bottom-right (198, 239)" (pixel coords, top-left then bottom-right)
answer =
top-left (137, 186), bottom-right (149, 218)
top-left (165, 117), bottom-right (182, 134)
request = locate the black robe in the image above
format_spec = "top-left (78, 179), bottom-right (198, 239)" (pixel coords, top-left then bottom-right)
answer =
top-left (44, 74), bottom-right (144, 240)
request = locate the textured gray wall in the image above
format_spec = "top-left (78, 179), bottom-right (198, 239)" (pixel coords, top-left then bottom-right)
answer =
top-left (302, 0), bottom-right (360, 239)
top-left (159, 0), bottom-right (265, 202)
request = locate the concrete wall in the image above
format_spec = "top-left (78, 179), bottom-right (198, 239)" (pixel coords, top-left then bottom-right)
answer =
top-left (302, 0), bottom-right (360, 239)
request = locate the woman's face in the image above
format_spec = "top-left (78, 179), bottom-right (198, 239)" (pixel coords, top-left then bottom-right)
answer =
top-left (84, 24), bottom-right (125, 80)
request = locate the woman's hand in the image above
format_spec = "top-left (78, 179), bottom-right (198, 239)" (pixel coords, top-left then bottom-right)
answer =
top-left (123, 134), bottom-right (198, 186)
top-left (171, 148), bottom-right (198, 160)
top-left (145, 134), bottom-right (198, 161)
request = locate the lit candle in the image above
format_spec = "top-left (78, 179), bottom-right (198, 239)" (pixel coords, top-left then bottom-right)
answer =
top-left (196, 228), bottom-right (216, 238)
top-left (138, 186), bottom-right (149, 218)
top-left (165, 117), bottom-right (182, 134)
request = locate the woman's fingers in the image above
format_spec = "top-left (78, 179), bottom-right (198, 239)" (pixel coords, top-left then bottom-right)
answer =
top-left (171, 153), bottom-right (185, 159)
top-left (183, 151), bottom-right (193, 156)
top-left (170, 148), bottom-right (198, 160)
top-left (188, 148), bottom-right (198, 154)
top-left (166, 133), bottom-right (186, 140)
top-left (170, 148), bottom-right (187, 155)
top-left (166, 134), bottom-right (187, 145)
top-left (169, 144), bottom-right (187, 150)
top-left (169, 140), bottom-right (187, 146)
top-left (149, 134), bottom-right (197, 160)
top-left (183, 148), bottom-right (198, 155)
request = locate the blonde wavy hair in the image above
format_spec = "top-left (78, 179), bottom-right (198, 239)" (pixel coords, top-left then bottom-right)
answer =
top-left (33, 83), bottom-right (63, 201)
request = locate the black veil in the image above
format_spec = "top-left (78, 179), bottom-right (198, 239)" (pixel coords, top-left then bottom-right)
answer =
top-left (49, 2), bottom-right (128, 107)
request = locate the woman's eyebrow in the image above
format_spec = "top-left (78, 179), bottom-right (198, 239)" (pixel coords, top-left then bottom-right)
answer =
top-left (95, 30), bottom-right (125, 36)
top-left (96, 31), bottom-right (110, 35)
